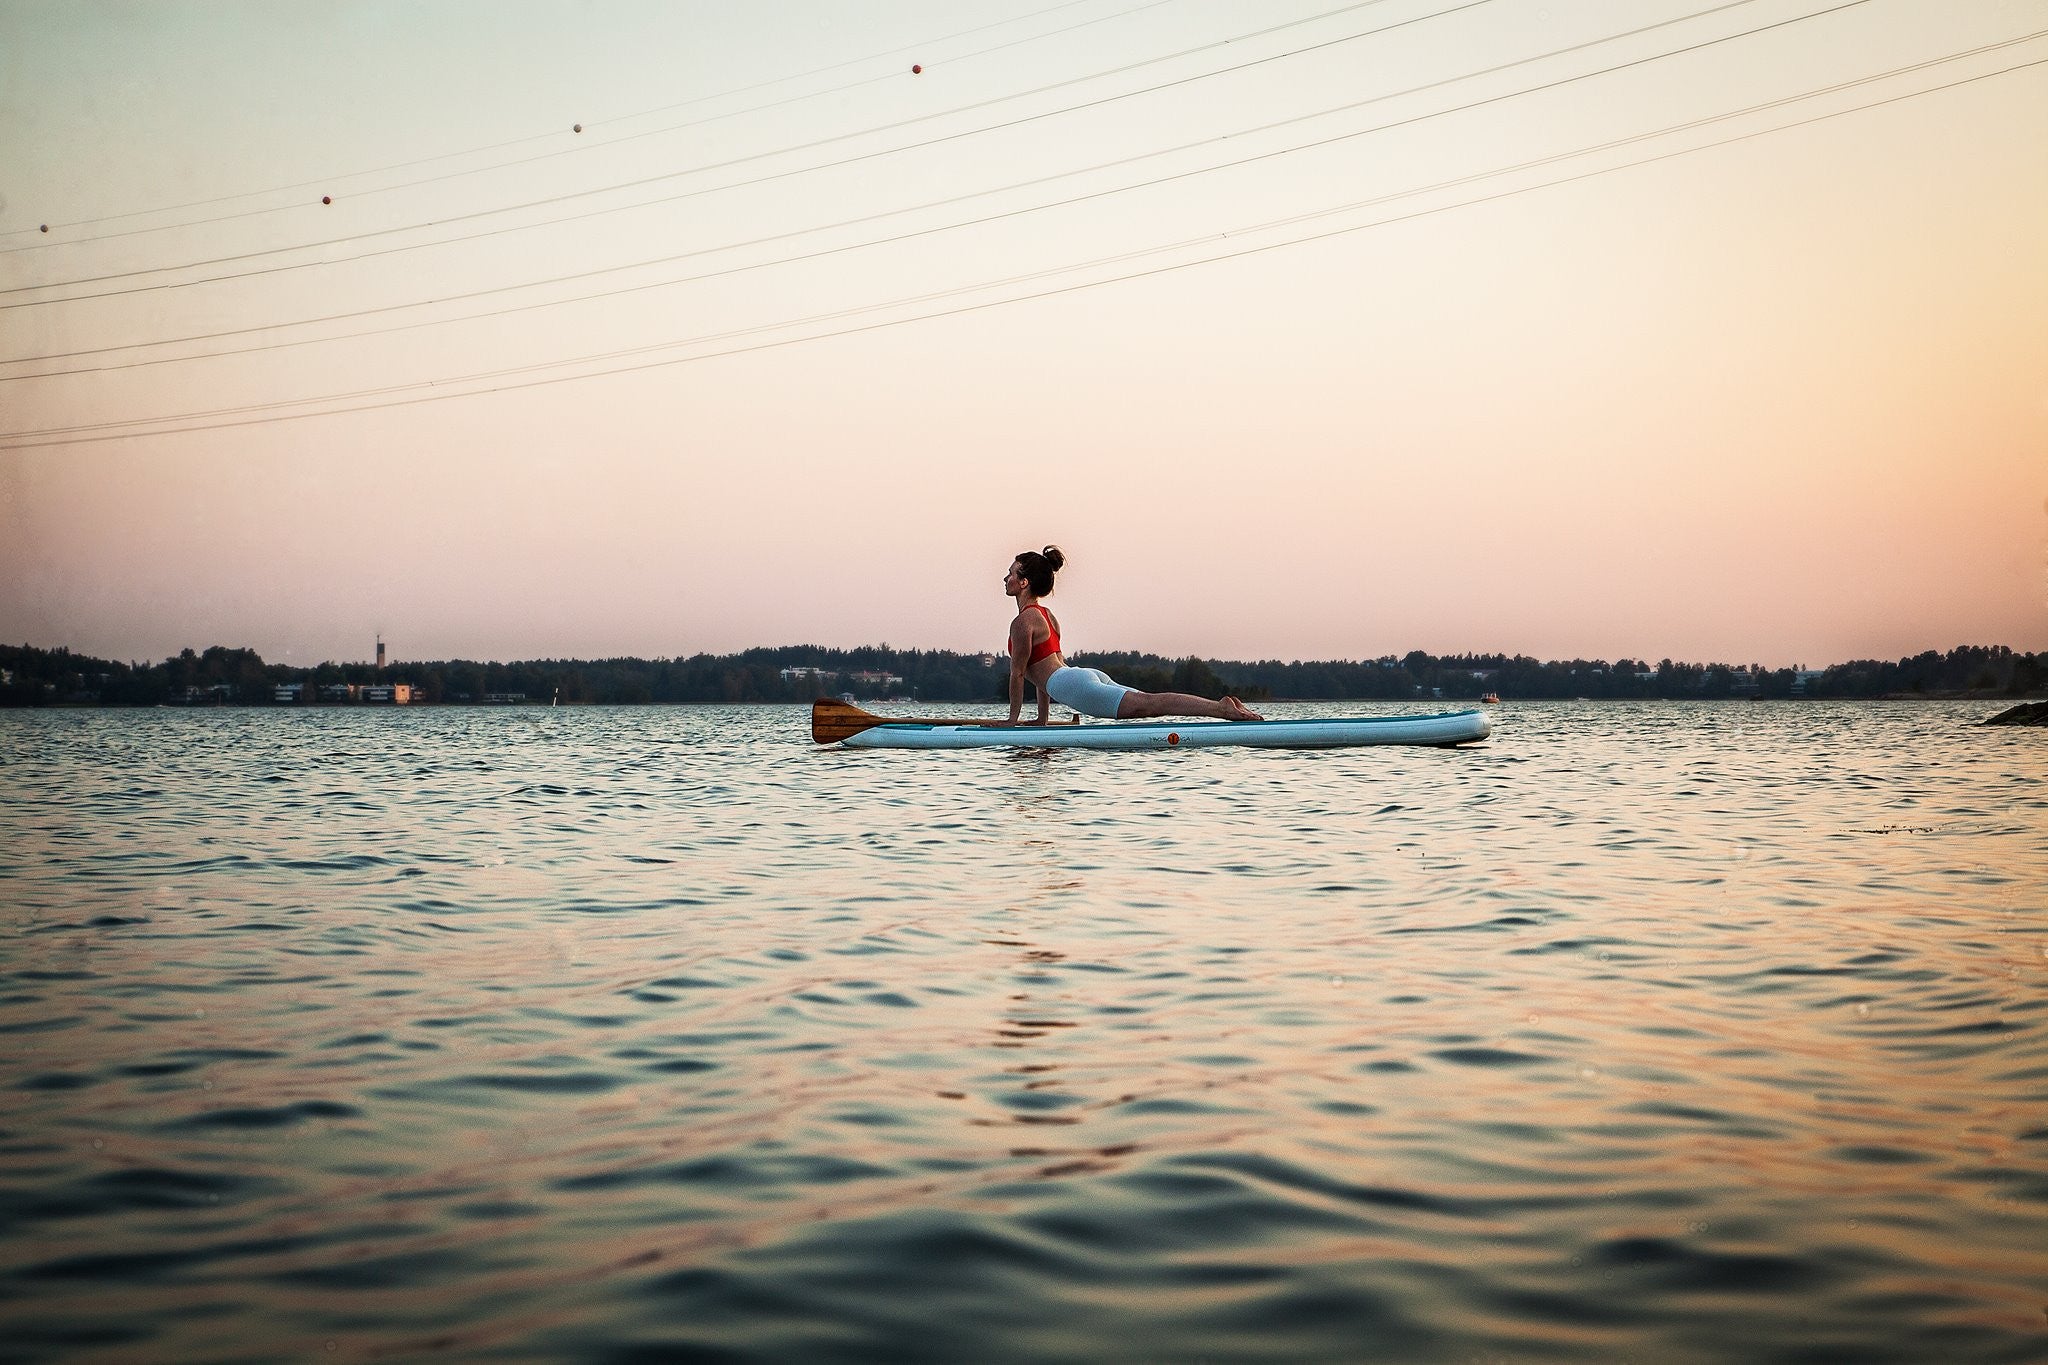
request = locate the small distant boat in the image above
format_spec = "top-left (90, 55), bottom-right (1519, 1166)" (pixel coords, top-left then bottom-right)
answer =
top-left (1480, 693), bottom-right (1500, 704)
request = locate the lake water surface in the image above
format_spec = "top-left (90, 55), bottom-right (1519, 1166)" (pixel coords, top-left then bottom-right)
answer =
top-left (2, 702), bottom-right (2045, 1362)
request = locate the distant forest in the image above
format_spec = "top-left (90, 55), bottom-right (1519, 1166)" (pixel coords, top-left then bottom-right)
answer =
top-left (2, 642), bottom-right (2042, 707)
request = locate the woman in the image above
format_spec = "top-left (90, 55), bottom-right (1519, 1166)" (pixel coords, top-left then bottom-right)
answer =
top-left (1005, 546), bottom-right (1263, 725)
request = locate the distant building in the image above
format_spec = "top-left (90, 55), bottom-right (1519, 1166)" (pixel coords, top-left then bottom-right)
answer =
top-left (376, 636), bottom-right (387, 670)
top-left (848, 670), bottom-right (903, 688)
top-left (1790, 669), bottom-right (1825, 696)
top-left (361, 683), bottom-right (414, 704)
top-left (977, 653), bottom-right (998, 668)
top-left (273, 683), bottom-right (304, 703)
top-left (482, 691), bottom-right (527, 704)
top-left (780, 666), bottom-right (835, 684)
top-left (320, 683), bottom-right (357, 702)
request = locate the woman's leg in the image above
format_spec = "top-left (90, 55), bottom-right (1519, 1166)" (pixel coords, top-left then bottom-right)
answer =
top-left (1116, 690), bottom-right (1262, 721)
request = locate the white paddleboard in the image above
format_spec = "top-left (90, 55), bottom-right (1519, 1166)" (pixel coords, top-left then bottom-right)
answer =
top-left (838, 709), bottom-right (1491, 750)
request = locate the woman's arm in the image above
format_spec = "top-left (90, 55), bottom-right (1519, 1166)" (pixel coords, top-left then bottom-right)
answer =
top-left (1006, 617), bottom-right (1053, 724)
top-left (1008, 618), bottom-right (1030, 723)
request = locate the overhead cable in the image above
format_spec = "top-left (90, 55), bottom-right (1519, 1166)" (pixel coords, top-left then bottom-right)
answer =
top-left (6, 0), bottom-right (1880, 375)
top-left (0, 0), bottom-right (1451, 298)
top-left (0, 0), bottom-right (1165, 245)
top-left (6, 50), bottom-right (2039, 450)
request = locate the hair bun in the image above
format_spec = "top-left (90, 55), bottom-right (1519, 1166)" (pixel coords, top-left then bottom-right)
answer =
top-left (1042, 545), bottom-right (1065, 570)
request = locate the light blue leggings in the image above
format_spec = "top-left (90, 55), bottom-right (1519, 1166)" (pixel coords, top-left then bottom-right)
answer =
top-left (1044, 666), bottom-right (1131, 719)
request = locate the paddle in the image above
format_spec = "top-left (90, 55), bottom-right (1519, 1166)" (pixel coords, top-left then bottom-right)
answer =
top-left (810, 697), bottom-right (1067, 745)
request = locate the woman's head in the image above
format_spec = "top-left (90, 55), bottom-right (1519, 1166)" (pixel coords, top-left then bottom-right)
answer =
top-left (1009, 545), bottom-right (1065, 597)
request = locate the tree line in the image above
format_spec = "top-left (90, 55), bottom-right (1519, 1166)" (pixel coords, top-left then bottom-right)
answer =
top-left (3, 642), bottom-right (2040, 708)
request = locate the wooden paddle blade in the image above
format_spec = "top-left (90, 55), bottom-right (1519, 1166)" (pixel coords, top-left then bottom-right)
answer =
top-left (811, 697), bottom-right (880, 744)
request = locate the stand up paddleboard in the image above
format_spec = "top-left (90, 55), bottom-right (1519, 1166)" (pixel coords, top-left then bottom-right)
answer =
top-left (812, 699), bottom-right (1490, 750)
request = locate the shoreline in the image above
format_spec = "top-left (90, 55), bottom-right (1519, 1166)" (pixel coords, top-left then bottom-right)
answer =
top-left (8, 693), bottom-right (2042, 712)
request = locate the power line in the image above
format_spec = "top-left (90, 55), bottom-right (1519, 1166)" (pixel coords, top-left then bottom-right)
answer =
top-left (0, 0), bottom-right (1769, 370)
top-left (7, 49), bottom-right (2038, 450)
top-left (0, 0), bottom-right (1443, 300)
top-left (3, 0), bottom-right (1776, 374)
top-left (0, 0), bottom-right (1159, 245)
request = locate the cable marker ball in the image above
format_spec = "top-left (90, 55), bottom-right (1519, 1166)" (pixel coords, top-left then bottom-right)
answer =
top-left (911, 64), bottom-right (922, 74)
top-left (40, 224), bottom-right (49, 233)
top-left (321, 195), bottom-right (332, 205)
top-left (573, 123), bottom-right (582, 133)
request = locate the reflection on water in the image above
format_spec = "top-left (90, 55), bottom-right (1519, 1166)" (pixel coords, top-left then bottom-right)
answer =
top-left (1, 702), bottom-right (2044, 1361)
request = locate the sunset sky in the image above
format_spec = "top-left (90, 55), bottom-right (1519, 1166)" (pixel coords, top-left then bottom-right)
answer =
top-left (3, 0), bottom-right (2044, 669)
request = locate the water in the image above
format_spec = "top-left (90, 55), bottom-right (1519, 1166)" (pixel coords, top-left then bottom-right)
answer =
top-left (2, 702), bottom-right (2044, 1362)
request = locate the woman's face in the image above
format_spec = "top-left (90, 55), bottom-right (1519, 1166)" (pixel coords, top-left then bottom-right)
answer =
top-left (1003, 561), bottom-right (1026, 596)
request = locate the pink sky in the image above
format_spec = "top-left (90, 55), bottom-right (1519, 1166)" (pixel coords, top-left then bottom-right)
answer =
top-left (3, 1), bottom-right (2044, 668)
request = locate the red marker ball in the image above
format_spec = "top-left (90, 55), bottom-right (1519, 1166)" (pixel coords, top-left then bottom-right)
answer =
top-left (40, 224), bottom-right (49, 233)
top-left (321, 195), bottom-right (332, 205)
top-left (911, 64), bottom-right (922, 74)
top-left (573, 123), bottom-right (582, 133)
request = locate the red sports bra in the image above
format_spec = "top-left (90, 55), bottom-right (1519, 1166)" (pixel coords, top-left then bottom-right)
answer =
top-left (1015, 604), bottom-right (1061, 665)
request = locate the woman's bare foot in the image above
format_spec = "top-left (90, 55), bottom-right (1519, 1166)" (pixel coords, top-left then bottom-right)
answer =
top-left (1221, 696), bottom-right (1263, 721)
